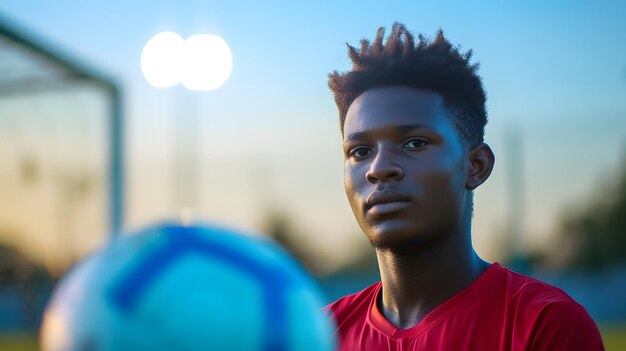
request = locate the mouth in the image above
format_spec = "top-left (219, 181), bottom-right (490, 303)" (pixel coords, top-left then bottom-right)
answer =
top-left (365, 189), bottom-right (412, 216)
top-left (368, 201), bottom-right (411, 216)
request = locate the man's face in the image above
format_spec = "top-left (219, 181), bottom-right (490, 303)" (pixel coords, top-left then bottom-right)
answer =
top-left (343, 86), bottom-right (470, 251)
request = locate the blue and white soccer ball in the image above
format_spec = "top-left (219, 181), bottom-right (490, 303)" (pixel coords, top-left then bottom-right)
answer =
top-left (40, 223), bottom-right (336, 351)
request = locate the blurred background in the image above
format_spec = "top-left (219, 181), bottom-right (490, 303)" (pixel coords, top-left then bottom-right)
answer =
top-left (0, 0), bottom-right (625, 349)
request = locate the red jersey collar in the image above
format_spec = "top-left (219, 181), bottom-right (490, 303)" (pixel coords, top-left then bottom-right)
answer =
top-left (368, 262), bottom-right (503, 338)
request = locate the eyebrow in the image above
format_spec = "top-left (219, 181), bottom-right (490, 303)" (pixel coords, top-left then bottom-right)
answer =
top-left (345, 124), bottom-right (428, 141)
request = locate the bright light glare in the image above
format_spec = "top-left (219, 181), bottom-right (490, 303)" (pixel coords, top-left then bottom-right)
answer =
top-left (141, 32), bottom-right (184, 88)
top-left (181, 34), bottom-right (233, 91)
top-left (140, 32), bottom-right (232, 91)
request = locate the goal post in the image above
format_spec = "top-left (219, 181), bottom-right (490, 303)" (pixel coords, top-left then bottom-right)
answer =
top-left (0, 13), bottom-right (124, 272)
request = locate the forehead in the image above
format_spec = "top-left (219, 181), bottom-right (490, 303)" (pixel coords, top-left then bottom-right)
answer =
top-left (343, 86), bottom-right (454, 139)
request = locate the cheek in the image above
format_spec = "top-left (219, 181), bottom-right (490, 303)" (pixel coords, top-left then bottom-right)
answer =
top-left (344, 163), bottom-right (366, 215)
top-left (344, 163), bottom-right (357, 202)
top-left (418, 155), bottom-right (467, 206)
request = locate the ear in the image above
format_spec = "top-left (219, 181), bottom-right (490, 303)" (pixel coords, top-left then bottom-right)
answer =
top-left (466, 143), bottom-right (495, 190)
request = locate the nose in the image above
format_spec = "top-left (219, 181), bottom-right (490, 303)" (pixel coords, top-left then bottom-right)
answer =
top-left (365, 147), bottom-right (404, 184)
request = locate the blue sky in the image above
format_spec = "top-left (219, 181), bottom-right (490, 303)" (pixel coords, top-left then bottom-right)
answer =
top-left (1, 0), bottom-right (625, 270)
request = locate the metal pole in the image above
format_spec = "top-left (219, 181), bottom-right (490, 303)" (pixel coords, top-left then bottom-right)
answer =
top-left (109, 86), bottom-right (124, 235)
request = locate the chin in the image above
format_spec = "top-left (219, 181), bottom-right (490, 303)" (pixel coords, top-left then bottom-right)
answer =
top-left (366, 220), bottom-right (445, 254)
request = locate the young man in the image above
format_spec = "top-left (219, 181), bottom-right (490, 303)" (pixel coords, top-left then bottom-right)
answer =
top-left (325, 23), bottom-right (604, 350)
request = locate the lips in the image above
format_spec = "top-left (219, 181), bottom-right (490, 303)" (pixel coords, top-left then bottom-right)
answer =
top-left (366, 189), bottom-right (412, 216)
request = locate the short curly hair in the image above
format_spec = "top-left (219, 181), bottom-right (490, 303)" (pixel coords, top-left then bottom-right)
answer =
top-left (328, 23), bottom-right (487, 147)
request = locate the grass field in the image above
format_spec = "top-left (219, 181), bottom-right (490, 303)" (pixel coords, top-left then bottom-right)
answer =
top-left (1, 325), bottom-right (625, 350)
top-left (601, 324), bottom-right (626, 351)
top-left (0, 334), bottom-right (39, 351)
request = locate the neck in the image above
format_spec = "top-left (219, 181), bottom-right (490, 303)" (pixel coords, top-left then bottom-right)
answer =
top-left (375, 225), bottom-right (489, 329)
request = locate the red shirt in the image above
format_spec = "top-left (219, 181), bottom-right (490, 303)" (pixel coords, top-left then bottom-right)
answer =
top-left (325, 263), bottom-right (604, 350)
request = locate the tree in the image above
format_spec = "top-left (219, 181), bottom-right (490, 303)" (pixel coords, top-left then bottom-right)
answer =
top-left (0, 241), bottom-right (55, 330)
top-left (555, 161), bottom-right (626, 271)
top-left (260, 209), bottom-right (322, 275)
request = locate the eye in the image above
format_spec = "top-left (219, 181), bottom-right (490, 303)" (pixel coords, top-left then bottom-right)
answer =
top-left (402, 138), bottom-right (429, 150)
top-left (349, 146), bottom-right (373, 160)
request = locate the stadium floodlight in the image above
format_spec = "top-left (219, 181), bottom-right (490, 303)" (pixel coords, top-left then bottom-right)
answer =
top-left (140, 31), bottom-right (233, 222)
top-left (181, 34), bottom-right (232, 91)
top-left (141, 32), bottom-right (232, 91)
top-left (140, 32), bottom-right (184, 88)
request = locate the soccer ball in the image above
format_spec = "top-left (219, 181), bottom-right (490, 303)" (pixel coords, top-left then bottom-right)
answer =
top-left (40, 223), bottom-right (336, 351)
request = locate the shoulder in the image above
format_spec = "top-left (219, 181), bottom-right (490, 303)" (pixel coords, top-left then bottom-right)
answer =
top-left (497, 265), bottom-right (586, 314)
top-left (493, 264), bottom-right (591, 320)
top-left (527, 298), bottom-right (605, 350)
top-left (324, 282), bottom-right (380, 326)
top-left (491, 265), bottom-right (604, 350)
top-left (484, 263), bottom-right (576, 305)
